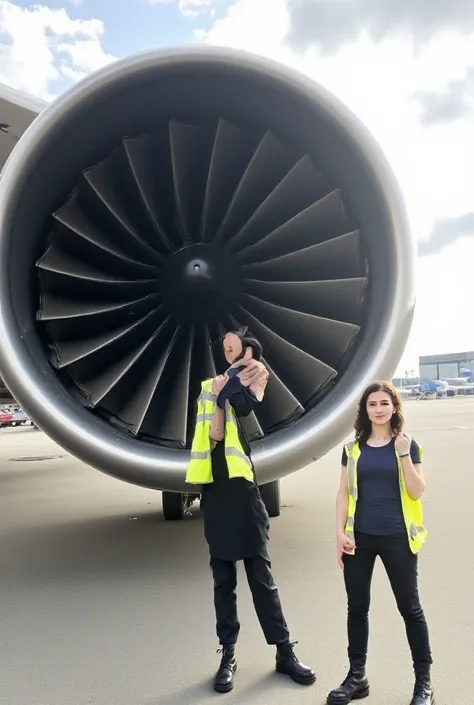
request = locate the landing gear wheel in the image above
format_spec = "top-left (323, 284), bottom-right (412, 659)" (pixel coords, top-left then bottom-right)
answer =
top-left (260, 480), bottom-right (281, 518)
top-left (162, 491), bottom-right (185, 521)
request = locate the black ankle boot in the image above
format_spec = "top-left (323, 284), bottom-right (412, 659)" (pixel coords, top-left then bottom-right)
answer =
top-left (326, 660), bottom-right (369, 704)
top-left (409, 671), bottom-right (435, 705)
top-left (213, 644), bottom-right (237, 693)
top-left (275, 641), bottom-right (316, 685)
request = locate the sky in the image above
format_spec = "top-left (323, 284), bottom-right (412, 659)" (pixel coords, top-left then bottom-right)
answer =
top-left (1, 0), bottom-right (473, 376)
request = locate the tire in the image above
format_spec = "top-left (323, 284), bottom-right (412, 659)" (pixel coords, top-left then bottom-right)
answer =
top-left (259, 480), bottom-right (281, 518)
top-left (162, 491), bottom-right (185, 521)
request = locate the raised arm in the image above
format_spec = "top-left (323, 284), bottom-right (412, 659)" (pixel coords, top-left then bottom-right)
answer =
top-left (208, 374), bottom-right (228, 442)
top-left (210, 406), bottom-right (225, 441)
top-left (227, 389), bottom-right (253, 418)
top-left (237, 359), bottom-right (269, 402)
top-left (395, 434), bottom-right (426, 500)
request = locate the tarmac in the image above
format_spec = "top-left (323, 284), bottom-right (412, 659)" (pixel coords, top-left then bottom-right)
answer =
top-left (1, 397), bottom-right (472, 705)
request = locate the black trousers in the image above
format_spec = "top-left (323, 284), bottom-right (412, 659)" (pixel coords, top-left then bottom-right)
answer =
top-left (343, 532), bottom-right (432, 671)
top-left (210, 555), bottom-right (290, 645)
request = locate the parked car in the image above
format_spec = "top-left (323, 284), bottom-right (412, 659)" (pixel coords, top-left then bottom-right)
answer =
top-left (0, 407), bottom-right (33, 428)
top-left (0, 410), bottom-right (13, 428)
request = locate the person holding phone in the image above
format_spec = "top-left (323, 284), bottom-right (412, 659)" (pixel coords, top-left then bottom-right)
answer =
top-left (186, 328), bottom-right (316, 694)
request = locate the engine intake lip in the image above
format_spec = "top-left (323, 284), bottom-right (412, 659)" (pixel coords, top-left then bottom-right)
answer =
top-left (0, 46), bottom-right (415, 490)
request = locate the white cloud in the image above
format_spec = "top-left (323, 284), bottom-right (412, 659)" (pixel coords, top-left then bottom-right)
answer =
top-left (179, 0), bottom-right (217, 17)
top-left (148, 0), bottom-right (222, 19)
top-left (197, 0), bottom-right (474, 370)
top-left (286, 0), bottom-right (474, 54)
top-left (0, 0), bottom-right (116, 101)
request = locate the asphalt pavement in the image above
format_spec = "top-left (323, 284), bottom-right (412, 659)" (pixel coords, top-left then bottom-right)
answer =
top-left (1, 398), bottom-right (472, 704)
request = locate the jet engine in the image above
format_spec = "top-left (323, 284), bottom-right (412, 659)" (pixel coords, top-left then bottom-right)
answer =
top-left (0, 47), bottom-right (415, 519)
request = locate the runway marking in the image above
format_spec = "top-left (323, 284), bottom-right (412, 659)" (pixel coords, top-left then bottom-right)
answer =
top-left (8, 455), bottom-right (64, 462)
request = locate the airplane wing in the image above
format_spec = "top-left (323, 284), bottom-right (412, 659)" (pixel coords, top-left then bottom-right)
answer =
top-left (0, 82), bottom-right (47, 175)
top-left (0, 83), bottom-right (47, 400)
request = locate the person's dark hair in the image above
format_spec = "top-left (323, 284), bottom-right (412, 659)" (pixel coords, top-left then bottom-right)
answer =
top-left (222, 327), bottom-right (263, 361)
top-left (354, 380), bottom-right (404, 445)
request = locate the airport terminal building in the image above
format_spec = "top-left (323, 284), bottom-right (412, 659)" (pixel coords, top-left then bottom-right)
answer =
top-left (419, 351), bottom-right (474, 380)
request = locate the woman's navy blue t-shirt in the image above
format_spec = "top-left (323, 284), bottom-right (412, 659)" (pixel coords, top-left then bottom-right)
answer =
top-left (341, 438), bottom-right (421, 535)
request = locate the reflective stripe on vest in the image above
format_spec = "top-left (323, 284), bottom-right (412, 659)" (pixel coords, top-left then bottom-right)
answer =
top-left (344, 439), bottom-right (427, 554)
top-left (186, 379), bottom-right (254, 484)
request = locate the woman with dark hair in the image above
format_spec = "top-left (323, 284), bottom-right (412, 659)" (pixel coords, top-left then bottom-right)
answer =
top-left (327, 381), bottom-right (434, 705)
top-left (186, 328), bottom-right (315, 694)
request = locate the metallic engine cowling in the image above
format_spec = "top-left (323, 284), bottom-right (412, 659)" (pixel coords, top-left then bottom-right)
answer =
top-left (0, 47), bottom-right (415, 491)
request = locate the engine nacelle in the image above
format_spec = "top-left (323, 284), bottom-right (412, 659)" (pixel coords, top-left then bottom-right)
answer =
top-left (0, 47), bottom-right (415, 492)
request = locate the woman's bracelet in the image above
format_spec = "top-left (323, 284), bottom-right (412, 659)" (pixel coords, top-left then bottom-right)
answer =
top-left (399, 452), bottom-right (410, 458)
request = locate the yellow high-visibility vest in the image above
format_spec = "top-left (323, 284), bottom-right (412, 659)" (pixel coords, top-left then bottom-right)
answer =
top-left (186, 379), bottom-right (254, 485)
top-left (344, 440), bottom-right (427, 554)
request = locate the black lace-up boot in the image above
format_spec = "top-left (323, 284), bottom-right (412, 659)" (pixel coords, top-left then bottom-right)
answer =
top-left (409, 669), bottom-right (435, 705)
top-left (326, 659), bottom-right (369, 704)
top-left (275, 641), bottom-right (316, 685)
top-left (213, 644), bottom-right (237, 693)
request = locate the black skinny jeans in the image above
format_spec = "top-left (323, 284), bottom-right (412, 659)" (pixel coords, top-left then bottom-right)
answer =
top-left (342, 532), bottom-right (432, 671)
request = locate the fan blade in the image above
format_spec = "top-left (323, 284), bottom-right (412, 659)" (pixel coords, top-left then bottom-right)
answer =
top-left (241, 230), bottom-right (363, 281)
top-left (83, 157), bottom-right (163, 265)
top-left (37, 245), bottom-right (156, 286)
top-left (88, 338), bottom-right (161, 406)
top-left (169, 121), bottom-right (215, 243)
top-left (215, 131), bottom-right (299, 245)
top-left (228, 155), bottom-right (326, 254)
top-left (72, 311), bottom-right (169, 404)
top-left (154, 326), bottom-right (194, 445)
top-left (244, 277), bottom-right (367, 325)
top-left (201, 119), bottom-right (261, 241)
top-left (108, 323), bottom-right (177, 435)
top-left (50, 306), bottom-right (164, 369)
top-left (53, 196), bottom-right (159, 274)
top-left (201, 325), bottom-right (217, 380)
top-left (37, 292), bottom-right (160, 322)
top-left (184, 324), bottom-right (216, 424)
top-left (242, 294), bottom-right (360, 369)
top-left (122, 136), bottom-right (174, 253)
top-left (237, 189), bottom-right (350, 264)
